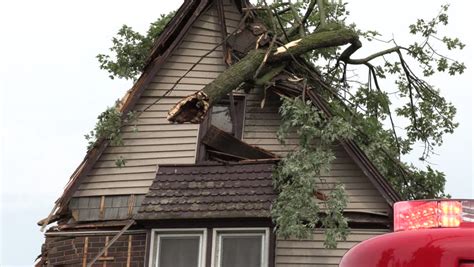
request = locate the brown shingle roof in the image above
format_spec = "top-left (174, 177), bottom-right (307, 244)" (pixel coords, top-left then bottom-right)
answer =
top-left (135, 161), bottom-right (277, 220)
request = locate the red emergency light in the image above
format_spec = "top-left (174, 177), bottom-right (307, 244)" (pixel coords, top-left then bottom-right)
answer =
top-left (340, 199), bottom-right (474, 267)
top-left (394, 199), bottom-right (474, 231)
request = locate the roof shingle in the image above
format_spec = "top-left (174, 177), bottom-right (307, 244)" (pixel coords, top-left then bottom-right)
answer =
top-left (135, 161), bottom-right (277, 220)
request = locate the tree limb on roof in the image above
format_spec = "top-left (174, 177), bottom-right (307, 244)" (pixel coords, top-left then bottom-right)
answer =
top-left (167, 24), bottom-right (358, 123)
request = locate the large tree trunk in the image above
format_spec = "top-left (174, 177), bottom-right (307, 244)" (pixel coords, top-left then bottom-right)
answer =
top-left (167, 25), bottom-right (358, 123)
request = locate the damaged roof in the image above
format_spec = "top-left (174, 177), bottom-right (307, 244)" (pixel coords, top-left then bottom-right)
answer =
top-left (42, 0), bottom-right (402, 227)
top-left (135, 161), bottom-right (277, 220)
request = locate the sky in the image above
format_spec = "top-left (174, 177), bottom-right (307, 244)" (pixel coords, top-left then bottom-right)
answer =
top-left (0, 0), bottom-right (473, 266)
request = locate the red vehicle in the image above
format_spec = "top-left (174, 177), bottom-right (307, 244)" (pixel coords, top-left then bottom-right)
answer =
top-left (340, 199), bottom-right (474, 267)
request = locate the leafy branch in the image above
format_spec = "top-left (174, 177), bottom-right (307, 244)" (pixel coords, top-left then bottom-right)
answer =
top-left (97, 12), bottom-right (175, 80)
top-left (273, 96), bottom-right (352, 247)
top-left (330, 5), bottom-right (461, 160)
top-left (84, 103), bottom-right (137, 167)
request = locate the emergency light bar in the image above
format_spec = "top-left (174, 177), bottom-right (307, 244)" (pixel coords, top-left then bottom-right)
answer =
top-left (394, 199), bottom-right (474, 231)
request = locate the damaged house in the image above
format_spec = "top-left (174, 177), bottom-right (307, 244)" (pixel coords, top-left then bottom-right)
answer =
top-left (37, 0), bottom-right (403, 266)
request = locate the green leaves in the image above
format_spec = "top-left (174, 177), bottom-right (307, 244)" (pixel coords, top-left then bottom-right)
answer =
top-left (97, 12), bottom-right (175, 80)
top-left (277, 96), bottom-right (354, 146)
top-left (84, 104), bottom-right (138, 167)
top-left (408, 4), bottom-right (449, 36)
top-left (442, 36), bottom-right (465, 50)
top-left (273, 96), bottom-right (352, 247)
top-left (351, 85), bottom-right (391, 119)
top-left (447, 61), bottom-right (466, 75)
top-left (85, 106), bottom-right (124, 150)
top-left (114, 156), bottom-right (127, 168)
top-left (321, 184), bottom-right (349, 248)
top-left (394, 79), bottom-right (458, 159)
top-left (405, 5), bottom-right (466, 77)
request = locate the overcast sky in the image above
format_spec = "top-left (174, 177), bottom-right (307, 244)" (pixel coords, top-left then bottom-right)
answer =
top-left (1, 0), bottom-right (472, 266)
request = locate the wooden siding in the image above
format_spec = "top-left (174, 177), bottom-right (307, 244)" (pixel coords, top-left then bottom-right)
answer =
top-left (74, 2), bottom-right (242, 197)
top-left (276, 229), bottom-right (389, 267)
top-left (69, 195), bottom-right (145, 221)
top-left (243, 90), bottom-right (389, 213)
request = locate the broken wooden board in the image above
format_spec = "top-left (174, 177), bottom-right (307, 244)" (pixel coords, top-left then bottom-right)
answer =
top-left (202, 125), bottom-right (276, 160)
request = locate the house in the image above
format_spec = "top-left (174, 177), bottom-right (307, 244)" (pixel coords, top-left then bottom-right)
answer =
top-left (36, 0), bottom-right (402, 266)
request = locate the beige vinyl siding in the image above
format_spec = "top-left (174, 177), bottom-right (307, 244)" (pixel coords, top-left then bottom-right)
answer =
top-left (243, 91), bottom-right (389, 213)
top-left (317, 147), bottom-right (389, 212)
top-left (74, 3), bottom-right (242, 197)
top-left (243, 91), bottom-right (298, 155)
top-left (276, 229), bottom-right (389, 267)
top-left (223, 0), bottom-right (242, 33)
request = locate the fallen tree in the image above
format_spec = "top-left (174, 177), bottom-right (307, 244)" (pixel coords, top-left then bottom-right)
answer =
top-left (167, 23), bottom-right (360, 123)
top-left (163, 1), bottom-right (465, 241)
top-left (96, 0), bottom-right (465, 246)
top-left (164, 1), bottom-right (463, 198)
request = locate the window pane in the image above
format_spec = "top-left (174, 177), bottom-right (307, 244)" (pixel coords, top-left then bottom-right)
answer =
top-left (211, 105), bottom-right (233, 133)
top-left (221, 236), bottom-right (262, 267)
top-left (158, 236), bottom-right (200, 267)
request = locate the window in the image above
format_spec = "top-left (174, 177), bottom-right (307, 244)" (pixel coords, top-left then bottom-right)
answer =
top-left (150, 228), bottom-right (269, 267)
top-left (150, 229), bottom-right (206, 267)
top-left (210, 95), bottom-right (245, 139)
top-left (212, 228), bottom-right (269, 267)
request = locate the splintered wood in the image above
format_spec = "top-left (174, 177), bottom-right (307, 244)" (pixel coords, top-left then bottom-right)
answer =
top-left (274, 39), bottom-right (302, 55)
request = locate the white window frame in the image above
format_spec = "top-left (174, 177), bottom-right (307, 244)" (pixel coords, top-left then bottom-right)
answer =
top-left (149, 228), bottom-right (207, 267)
top-left (211, 227), bottom-right (270, 267)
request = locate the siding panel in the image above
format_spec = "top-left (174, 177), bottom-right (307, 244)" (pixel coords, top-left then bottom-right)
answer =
top-left (74, 188), bottom-right (150, 196)
top-left (99, 151), bottom-right (197, 161)
top-left (78, 180), bottom-right (154, 190)
top-left (74, 4), bottom-right (234, 197)
top-left (276, 229), bottom-right (389, 267)
top-left (243, 90), bottom-right (389, 213)
top-left (94, 157), bottom-right (194, 168)
top-left (161, 62), bottom-right (225, 72)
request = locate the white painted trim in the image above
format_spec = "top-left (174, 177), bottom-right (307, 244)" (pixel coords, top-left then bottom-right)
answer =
top-left (211, 227), bottom-right (269, 267)
top-left (149, 228), bottom-right (207, 267)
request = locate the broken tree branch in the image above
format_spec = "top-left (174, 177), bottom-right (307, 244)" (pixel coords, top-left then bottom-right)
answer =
top-left (317, 0), bottom-right (326, 28)
top-left (342, 46), bottom-right (407, 65)
top-left (254, 2), bottom-right (278, 79)
top-left (289, 3), bottom-right (305, 37)
top-left (168, 24), bottom-right (359, 123)
top-left (285, 0), bottom-right (317, 39)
